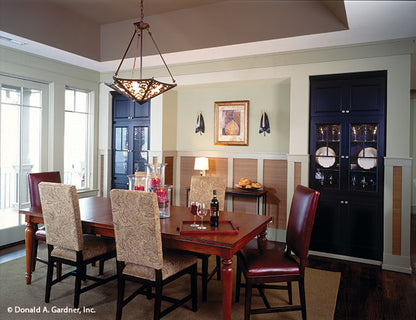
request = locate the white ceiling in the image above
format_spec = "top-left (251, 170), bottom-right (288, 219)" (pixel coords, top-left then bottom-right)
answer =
top-left (0, 0), bottom-right (415, 73)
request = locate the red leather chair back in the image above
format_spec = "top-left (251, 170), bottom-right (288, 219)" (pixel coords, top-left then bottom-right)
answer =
top-left (286, 185), bottom-right (319, 264)
top-left (28, 171), bottom-right (61, 209)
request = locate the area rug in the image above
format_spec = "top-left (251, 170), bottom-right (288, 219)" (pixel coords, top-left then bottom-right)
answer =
top-left (0, 252), bottom-right (340, 319)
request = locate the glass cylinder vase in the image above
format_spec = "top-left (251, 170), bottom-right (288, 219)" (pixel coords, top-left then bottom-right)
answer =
top-left (145, 162), bottom-right (167, 191)
top-left (149, 185), bottom-right (172, 218)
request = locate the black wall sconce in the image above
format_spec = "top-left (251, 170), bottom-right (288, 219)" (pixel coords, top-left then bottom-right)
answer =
top-left (195, 112), bottom-right (205, 135)
top-left (259, 110), bottom-right (270, 136)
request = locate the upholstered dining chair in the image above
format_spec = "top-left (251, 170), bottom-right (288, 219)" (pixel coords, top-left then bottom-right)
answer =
top-left (235, 185), bottom-right (320, 320)
top-left (28, 171), bottom-right (62, 276)
top-left (38, 182), bottom-right (116, 308)
top-left (188, 175), bottom-right (226, 301)
top-left (110, 189), bottom-right (198, 320)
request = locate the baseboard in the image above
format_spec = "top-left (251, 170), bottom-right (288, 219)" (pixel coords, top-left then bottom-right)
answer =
top-left (382, 253), bottom-right (412, 274)
top-left (308, 250), bottom-right (382, 266)
top-left (0, 240), bottom-right (24, 251)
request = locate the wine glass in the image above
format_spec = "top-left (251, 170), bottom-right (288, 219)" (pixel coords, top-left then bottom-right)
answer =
top-left (189, 201), bottom-right (199, 227)
top-left (197, 203), bottom-right (207, 230)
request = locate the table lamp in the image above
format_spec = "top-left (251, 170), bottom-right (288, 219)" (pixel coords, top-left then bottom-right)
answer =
top-left (194, 157), bottom-right (209, 176)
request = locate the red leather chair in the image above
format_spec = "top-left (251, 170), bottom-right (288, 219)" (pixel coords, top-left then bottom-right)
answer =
top-left (235, 185), bottom-right (319, 320)
top-left (28, 171), bottom-right (62, 275)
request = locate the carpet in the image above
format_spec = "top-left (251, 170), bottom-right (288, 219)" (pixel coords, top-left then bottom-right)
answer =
top-left (0, 252), bottom-right (340, 319)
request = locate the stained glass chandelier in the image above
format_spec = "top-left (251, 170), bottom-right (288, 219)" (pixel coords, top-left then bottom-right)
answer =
top-left (106, 0), bottom-right (176, 104)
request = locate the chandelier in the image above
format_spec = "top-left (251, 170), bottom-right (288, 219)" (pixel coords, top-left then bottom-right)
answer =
top-left (106, 0), bottom-right (176, 104)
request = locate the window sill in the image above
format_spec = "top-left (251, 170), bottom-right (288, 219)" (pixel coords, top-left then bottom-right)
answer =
top-left (77, 189), bottom-right (99, 199)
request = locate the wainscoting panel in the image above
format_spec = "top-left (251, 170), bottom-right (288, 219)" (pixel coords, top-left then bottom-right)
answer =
top-left (165, 156), bottom-right (174, 185)
top-left (208, 158), bottom-right (228, 183)
top-left (233, 158), bottom-right (258, 214)
top-left (179, 156), bottom-right (197, 206)
top-left (263, 159), bottom-right (288, 229)
top-left (179, 156), bottom-right (228, 207)
top-left (392, 166), bottom-right (402, 255)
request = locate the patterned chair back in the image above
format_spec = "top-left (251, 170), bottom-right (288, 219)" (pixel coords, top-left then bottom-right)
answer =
top-left (189, 175), bottom-right (226, 211)
top-left (110, 190), bottom-right (163, 270)
top-left (38, 182), bottom-right (83, 251)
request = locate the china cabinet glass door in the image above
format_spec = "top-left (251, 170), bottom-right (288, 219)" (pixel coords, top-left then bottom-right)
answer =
top-left (349, 123), bottom-right (379, 192)
top-left (311, 120), bottom-right (342, 191)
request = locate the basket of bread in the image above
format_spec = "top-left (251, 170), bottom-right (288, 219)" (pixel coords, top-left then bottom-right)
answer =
top-left (235, 178), bottom-right (262, 190)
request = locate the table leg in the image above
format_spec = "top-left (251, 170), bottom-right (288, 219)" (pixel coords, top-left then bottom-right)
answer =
top-left (221, 257), bottom-right (233, 320)
top-left (25, 218), bottom-right (35, 285)
top-left (257, 229), bottom-right (268, 250)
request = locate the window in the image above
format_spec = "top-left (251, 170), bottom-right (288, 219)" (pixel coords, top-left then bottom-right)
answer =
top-left (0, 81), bottom-right (44, 234)
top-left (64, 88), bottom-right (91, 189)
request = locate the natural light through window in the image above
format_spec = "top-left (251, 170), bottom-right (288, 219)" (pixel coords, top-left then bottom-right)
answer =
top-left (64, 88), bottom-right (90, 190)
top-left (0, 84), bottom-right (42, 229)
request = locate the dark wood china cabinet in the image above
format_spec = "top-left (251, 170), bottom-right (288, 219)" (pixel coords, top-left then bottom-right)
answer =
top-left (111, 92), bottom-right (150, 190)
top-left (309, 71), bottom-right (386, 261)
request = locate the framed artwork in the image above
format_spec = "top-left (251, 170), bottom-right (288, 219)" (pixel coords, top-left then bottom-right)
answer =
top-left (214, 100), bottom-right (249, 145)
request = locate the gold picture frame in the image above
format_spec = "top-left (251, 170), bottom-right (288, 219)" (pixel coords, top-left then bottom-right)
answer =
top-left (214, 100), bottom-right (249, 145)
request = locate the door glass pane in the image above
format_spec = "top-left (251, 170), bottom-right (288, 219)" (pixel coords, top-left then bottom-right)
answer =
top-left (115, 151), bottom-right (128, 174)
top-left (115, 127), bottom-right (128, 151)
top-left (1, 84), bottom-right (42, 231)
top-left (314, 123), bottom-right (340, 189)
top-left (0, 103), bottom-right (20, 215)
top-left (350, 123), bottom-right (378, 191)
top-left (1, 85), bottom-right (21, 104)
top-left (133, 126), bottom-right (148, 151)
top-left (133, 126), bottom-right (149, 172)
top-left (114, 127), bottom-right (129, 174)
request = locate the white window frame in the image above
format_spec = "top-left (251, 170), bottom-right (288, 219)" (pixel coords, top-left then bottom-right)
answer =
top-left (64, 86), bottom-right (94, 191)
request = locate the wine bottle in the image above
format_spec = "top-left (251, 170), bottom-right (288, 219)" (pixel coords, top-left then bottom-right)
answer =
top-left (210, 190), bottom-right (219, 227)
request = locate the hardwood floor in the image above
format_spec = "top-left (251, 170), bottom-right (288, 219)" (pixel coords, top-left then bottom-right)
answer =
top-left (1, 215), bottom-right (415, 319)
top-left (309, 213), bottom-right (416, 319)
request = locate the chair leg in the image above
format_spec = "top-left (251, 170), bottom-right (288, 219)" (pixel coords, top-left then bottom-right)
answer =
top-left (154, 284), bottom-right (162, 320)
top-left (74, 265), bottom-right (83, 308)
top-left (201, 256), bottom-right (208, 302)
top-left (191, 264), bottom-right (198, 312)
top-left (287, 281), bottom-right (293, 305)
top-left (146, 286), bottom-right (152, 299)
top-left (56, 262), bottom-right (62, 279)
top-left (235, 260), bottom-right (241, 303)
top-left (45, 256), bottom-right (54, 303)
top-left (299, 278), bottom-right (307, 320)
top-left (32, 239), bottom-right (38, 272)
top-left (244, 281), bottom-right (253, 320)
top-left (99, 259), bottom-right (105, 275)
top-left (216, 255), bottom-right (221, 280)
top-left (81, 264), bottom-right (87, 281)
top-left (116, 277), bottom-right (125, 320)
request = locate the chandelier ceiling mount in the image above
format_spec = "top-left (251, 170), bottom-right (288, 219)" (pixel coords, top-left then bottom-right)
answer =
top-left (105, 0), bottom-right (176, 105)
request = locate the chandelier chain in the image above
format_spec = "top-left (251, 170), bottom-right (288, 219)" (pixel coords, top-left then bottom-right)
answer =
top-left (140, 0), bottom-right (144, 21)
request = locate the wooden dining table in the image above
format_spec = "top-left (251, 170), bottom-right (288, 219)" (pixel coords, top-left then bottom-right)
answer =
top-left (20, 196), bottom-right (272, 320)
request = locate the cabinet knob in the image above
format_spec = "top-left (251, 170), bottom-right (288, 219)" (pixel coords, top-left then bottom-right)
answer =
top-left (340, 200), bottom-right (344, 204)
top-left (346, 110), bottom-right (350, 113)
top-left (345, 201), bottom-right (349, 204)
top-left (341, 110), bottom-right (346, 113)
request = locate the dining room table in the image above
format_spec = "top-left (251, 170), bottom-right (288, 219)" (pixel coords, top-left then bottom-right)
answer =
top-left (19, 196), bottom-right (272, 320)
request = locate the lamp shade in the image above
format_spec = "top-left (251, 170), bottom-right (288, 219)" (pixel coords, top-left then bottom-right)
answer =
top-left (194, 157), bottom-right (209, 171)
